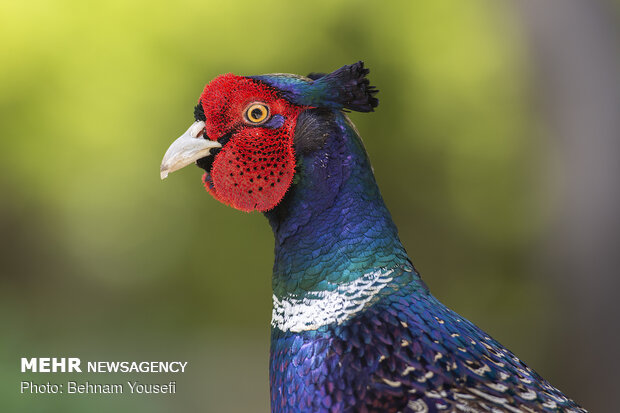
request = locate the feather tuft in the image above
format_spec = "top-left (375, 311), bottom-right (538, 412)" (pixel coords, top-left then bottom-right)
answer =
top-left (251, 61), bottom-right (379, 113)
top-left (313, 61), bottom-right (379, 112)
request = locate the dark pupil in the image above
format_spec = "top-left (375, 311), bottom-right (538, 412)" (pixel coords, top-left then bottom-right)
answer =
top-left (251, 108), bottom-right (263, 120)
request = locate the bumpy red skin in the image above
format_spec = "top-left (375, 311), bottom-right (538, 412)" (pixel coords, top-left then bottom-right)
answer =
top-left (199, 74), bottom-right (307, 212)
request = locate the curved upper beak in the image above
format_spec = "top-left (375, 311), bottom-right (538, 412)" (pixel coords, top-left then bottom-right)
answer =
top-left (160, 121), bottom-right (222, 180)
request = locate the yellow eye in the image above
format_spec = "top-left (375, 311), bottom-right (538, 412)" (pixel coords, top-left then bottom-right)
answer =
top-left (245, 103), bottom-right (269, 124)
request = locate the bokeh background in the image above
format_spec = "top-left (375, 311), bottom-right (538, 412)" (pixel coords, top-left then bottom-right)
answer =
top-left (1, 0), bottom-right (618, 411)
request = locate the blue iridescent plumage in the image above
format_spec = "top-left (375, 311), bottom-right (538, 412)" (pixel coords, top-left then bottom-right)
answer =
top-left (255, 63), bottom-right (586, 412)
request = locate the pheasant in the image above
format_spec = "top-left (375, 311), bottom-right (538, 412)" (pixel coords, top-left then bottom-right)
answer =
top-left (160, 62), bottom-right (586, 413)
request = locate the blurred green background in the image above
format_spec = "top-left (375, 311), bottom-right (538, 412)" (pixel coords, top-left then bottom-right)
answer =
top-left (1, 0), bottom-right (618, 412)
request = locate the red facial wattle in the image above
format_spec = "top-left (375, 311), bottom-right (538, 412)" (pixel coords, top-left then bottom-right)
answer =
top-left (197, 74), bottom-right (307, 212)
top-left (203, 127), bottom-right (294, 212)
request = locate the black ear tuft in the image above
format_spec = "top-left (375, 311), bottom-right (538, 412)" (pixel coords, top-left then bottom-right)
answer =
top-left (314, 61), bottom-right (379, 112)
top-left (293, 108), bottom-right (337, 155)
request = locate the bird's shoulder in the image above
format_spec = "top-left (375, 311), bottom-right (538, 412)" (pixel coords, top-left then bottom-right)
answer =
top-left (336, 285), bottom-right (586, 412)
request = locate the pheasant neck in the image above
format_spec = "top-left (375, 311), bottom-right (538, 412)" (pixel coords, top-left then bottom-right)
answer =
top-left (264, 111), bottom-right (424, 332)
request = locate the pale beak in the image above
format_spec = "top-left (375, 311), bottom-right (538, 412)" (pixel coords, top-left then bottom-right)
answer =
top-left (160, 121), bottom-right (222, 179)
